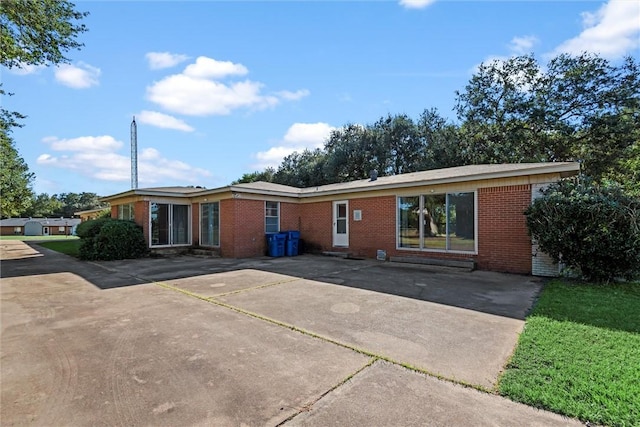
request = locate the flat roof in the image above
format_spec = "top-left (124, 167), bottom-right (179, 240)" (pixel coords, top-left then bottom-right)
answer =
top-left (101, 162), bottom-right (580, 202)
top-left (0, 218), bottom-right (82, 227)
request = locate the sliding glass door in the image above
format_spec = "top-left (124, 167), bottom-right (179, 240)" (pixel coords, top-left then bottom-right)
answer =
top-left (200, 202), bottom-right (220, 247)
top-left (150, 202), bottom-right (191, 246)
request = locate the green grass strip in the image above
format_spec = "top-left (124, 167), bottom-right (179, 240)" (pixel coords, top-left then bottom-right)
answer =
top-left (1, 235), bottom-right (79, 241)
top-left (38, 239), bottom-right (82, 257)
top-left (499, 279), bottom-right (640, 427)
top-left (154, 280), bottom-right (489, 393)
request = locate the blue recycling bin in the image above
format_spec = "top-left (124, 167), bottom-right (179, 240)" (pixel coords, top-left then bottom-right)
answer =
top-left (267, 233), bottom-right (286, 257)
top-left (285, 230), bottom-right (300, 256)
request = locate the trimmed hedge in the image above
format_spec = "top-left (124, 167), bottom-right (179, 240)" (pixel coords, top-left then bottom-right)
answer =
top-left (78, 218), bottom-right (148, 261)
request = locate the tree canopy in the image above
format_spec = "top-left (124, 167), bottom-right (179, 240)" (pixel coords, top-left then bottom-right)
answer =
top-left (237, 53), bottom-right (639, 195)
top-left (20, 192), bottom-right (107, 218)
top-left (1, 0), bottom-right (88, 69)
top-left (455, 53), bottom-right (640, 186)
top-left (1, 133), bottom-right (34, 218)
top-left (0, 0), bottom-right (88, 217)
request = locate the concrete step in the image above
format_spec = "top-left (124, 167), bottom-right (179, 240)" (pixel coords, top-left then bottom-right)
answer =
top-left (189, 247), bottom-right (220, 258)
top-left (389, 256), bottom-right (475, 271)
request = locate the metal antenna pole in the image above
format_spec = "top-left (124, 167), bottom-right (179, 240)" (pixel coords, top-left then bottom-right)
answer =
top-left (131, 116), bottom-right (138, 189)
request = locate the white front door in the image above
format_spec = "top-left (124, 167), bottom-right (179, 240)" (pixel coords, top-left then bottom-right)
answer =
top-left (43, 227), bottom-right (50, 236)
top-left (332, 201), bottom-right (349, 247)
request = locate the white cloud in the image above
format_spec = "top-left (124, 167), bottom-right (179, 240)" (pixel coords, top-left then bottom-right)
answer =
top-left (253, 122), bottom-right (335, 169)
top-left (399, 0), bottom-right (436, 9)
top-left (550, 0), bottom-right (640, 60)
top-left (275, 89), bottom-right (310, 101)
top-left (146, 52), bottom-right (190, 70)
top-left (136, 110), bottom-right (194, 132)
top-left (54, 62), bottom-right (101, 89)
top-left (474, 35), bottom-right (539, 73)
top-left (37, 135), bottom-right (211, 185)
top-left (43, 135), bottom-right (122, 152)
top-left (509, 36), bottom-right (539, 55)
top-left (282, 122), bottom-right (334, 146)
top-left (183, 56), bottom-right (248, 79)
top-left (146, 56), bottom-right (308, 116)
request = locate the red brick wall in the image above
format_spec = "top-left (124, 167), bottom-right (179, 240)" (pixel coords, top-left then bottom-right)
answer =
top-left (348, 196), bottom-right (397, 258)
top-left (220, 199), bottom-right (298, 258)
top-left (220, 199), bottom-right (235, 257)
top-left (477, 185), bottom-right (532, 274)
top-left (281, 202), bottom-right (301, 232)
top-left (112, 185), bottom-right (534, 274)
top-left (134, 201), bottom-right (149, 245)
top-left (300, 201), bottom-right (333, 252)
top-left (0, 226), bottom-right (17, 236)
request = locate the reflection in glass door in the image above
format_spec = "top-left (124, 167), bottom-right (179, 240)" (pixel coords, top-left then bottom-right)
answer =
top-left (150, 203), bottom-right (190, 246)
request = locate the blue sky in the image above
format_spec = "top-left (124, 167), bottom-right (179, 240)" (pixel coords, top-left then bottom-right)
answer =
top-left (4, 0), bottom-right (639, 196)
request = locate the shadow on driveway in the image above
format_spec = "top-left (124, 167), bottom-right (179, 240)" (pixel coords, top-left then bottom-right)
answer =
top-left (1, 241), bottom-right (543, 320)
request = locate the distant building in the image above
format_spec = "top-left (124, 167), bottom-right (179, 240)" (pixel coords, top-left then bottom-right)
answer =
top-left (0, 218), bottom-right (81, 236)
top-left (75, 208), bottom-right (109, 222)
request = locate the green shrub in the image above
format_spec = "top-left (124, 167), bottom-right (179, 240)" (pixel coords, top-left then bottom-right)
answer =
top-left (525, 177), bottom-right (640, 282)
top-left (76, 217), bottom-right (112, 239)
top-left (78, 218), bottom-right (148, 261)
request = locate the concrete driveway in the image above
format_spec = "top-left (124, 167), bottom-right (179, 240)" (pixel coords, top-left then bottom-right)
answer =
top-left (1, 240), bottom-right (582, 426)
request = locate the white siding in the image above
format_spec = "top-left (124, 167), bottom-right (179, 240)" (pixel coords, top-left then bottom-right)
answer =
top-left (531, 183), bottom-right (561, 277)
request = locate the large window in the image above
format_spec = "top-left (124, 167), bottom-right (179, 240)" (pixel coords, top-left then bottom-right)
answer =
top-left (150, 203), bottom-right (190, 246)
top-left (398, 196), bottom-right (420, 248)
top-left (398, 192), bottom-right (476, 253)
top-left (265, 201), bottom-right (279, 233)
top-left (200, 202), bottom-right (220, 247)
top-left (118, 203), bottom-right (135, 220)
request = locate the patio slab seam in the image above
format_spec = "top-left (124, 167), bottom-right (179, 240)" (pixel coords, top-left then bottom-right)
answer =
top-left (275, 358), bottom-right (378, 426)
top-left (210, 277), bottom-right (302, 298)
top-left (153, 279), bottom-right (494, 394)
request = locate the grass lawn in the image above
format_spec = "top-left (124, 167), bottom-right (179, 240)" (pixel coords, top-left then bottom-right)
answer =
top-left (38, 239), bottom-right (82, 257)
top-left (499, 279), bottom-right (640, 427)
top-left (0, 235), bottom-right (79, 241)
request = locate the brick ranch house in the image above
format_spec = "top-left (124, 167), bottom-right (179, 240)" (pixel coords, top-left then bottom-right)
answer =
top-left (101, 162), bottom-right (580, 276)
top-left (0, 217), bottom-right (81, 236)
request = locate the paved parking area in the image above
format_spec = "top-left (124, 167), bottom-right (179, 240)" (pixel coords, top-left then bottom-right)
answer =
top-left (1, 240), bottom-right (582, 426)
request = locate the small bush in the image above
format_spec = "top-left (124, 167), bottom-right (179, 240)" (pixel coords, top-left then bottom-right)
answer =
top-left (78, 218), bottom-right (148, 261)
top-left (76, 217), bottom-right (112, 239)
top-left (525, 177), bottom-right (640, 282)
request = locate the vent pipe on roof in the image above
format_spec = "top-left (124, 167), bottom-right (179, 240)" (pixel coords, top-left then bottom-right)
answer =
top-left (369, 169), bottom-right (378, 181)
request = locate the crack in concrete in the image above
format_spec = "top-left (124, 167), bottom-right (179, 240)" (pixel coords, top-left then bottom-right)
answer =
top-left (274, 358), bottom-right (378, 426)
top-left (152, 279), bottom-right (491, 395)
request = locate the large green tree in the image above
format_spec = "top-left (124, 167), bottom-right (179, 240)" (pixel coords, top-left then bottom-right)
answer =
top-left (1, 0), bottom-right (88, 69)
top-left (22, 193), bottom-right (63, 218)
top-left (323, 124), bottom-right (374, 183)
top-left (1, 0), bottom-right (88, 216)
top-left (232, 168), bottom-right (276, 185)
top-left (455, 53), bottom-right (640, 186)
top-left (275, 149), bottom-right (329, 188)
top-left (370, 114), bottom-right (423, 176)
top-left (1, 133), bottom-right (34, 217)
top-left (416, 108), bottom-right (464, 169)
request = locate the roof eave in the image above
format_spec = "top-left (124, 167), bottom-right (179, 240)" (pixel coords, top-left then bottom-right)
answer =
top-left (300, 162), bottom-right (580, 197)
top-left (228, 185), bottom-right (302, 198)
